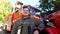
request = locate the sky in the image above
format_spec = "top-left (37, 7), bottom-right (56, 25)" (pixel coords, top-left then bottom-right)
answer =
top-left (10, 0), bottom-right (39, 7)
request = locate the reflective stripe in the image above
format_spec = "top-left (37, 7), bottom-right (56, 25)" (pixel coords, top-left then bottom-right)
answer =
top-left (17, 29), bottom-right (21, 34)
top-left (17, 26), bottom-right (22, 34)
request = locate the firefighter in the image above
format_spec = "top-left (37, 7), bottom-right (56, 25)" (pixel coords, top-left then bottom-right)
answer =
top-left (12, 1), bottom-right (23, 24)
top-left (11, 6), bottom-right (45, 34)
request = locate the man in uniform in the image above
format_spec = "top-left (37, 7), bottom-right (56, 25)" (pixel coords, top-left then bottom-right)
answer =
top-left (11, 6), bottom-right (45, 34)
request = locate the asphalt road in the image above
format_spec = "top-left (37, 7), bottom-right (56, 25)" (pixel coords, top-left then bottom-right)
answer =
top-left (0, 31), bottom-right (3, 34)
top-left (0, 26), bottom-right (11, 34)
top-left (0, 31), bottom-right (11, 34)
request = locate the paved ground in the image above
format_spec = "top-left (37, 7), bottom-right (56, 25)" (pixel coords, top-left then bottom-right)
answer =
top-left (0, 31), bottom-right (11, 34)
top-left (0, 28), bottom-right (11, 34)
top-left (0, 24), bottom-right (11, 34)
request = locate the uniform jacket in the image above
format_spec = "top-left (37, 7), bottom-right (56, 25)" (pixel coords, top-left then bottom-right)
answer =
top-left (11, 16), bottom-right (45, 34)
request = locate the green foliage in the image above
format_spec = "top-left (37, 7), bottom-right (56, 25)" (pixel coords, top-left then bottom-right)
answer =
top-left (39, 0), bottom-right (55, 16)
top-left (0, 0), bottom-right (13, 23)
top-left (39, 0), bottom-right (60, 16)
top-left (54, 1), bottom-right (60, 10)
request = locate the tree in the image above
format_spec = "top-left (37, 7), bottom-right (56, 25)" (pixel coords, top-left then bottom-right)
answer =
top-left (39, 0), bottom-right (55, 16)
top-left (0, 0), bottom-right (13, 23)
top-left (54, 0), bottom-right (60, 10)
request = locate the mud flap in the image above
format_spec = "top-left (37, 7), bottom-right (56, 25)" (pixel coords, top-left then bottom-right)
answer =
top-left (5, 25), bottom-right (7, 30)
